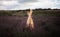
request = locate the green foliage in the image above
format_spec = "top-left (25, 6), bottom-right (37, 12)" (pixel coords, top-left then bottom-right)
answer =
top-left (0, 11), bottom-right (12, 16)
top-left (33, 10), bottom-right (60, 16)
top-left (0, 9), bottom-right (60, 16)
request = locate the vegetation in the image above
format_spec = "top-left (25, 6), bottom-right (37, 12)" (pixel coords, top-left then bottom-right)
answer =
top-left (0, 8), bottom-right (60, 16)
top-left (0, 8), bottom-right (60, 37)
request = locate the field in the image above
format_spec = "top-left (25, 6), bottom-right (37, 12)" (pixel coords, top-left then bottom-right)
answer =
top-left (0, 9), bottom-right (60, 37)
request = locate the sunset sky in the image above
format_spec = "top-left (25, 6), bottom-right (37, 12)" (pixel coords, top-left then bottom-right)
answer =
top-left (0, 0), bottom-right (60, 10)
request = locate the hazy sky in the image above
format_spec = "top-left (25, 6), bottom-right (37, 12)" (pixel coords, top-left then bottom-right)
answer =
top-left (0, 0), bottom-right (60, 10)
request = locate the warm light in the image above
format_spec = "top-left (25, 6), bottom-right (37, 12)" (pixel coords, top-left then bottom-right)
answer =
top-left (26, 9), bottom-right (34, 30)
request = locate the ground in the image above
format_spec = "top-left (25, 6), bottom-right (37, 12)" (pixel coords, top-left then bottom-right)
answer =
top-left (0, 16), bottom-right (60, 37)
